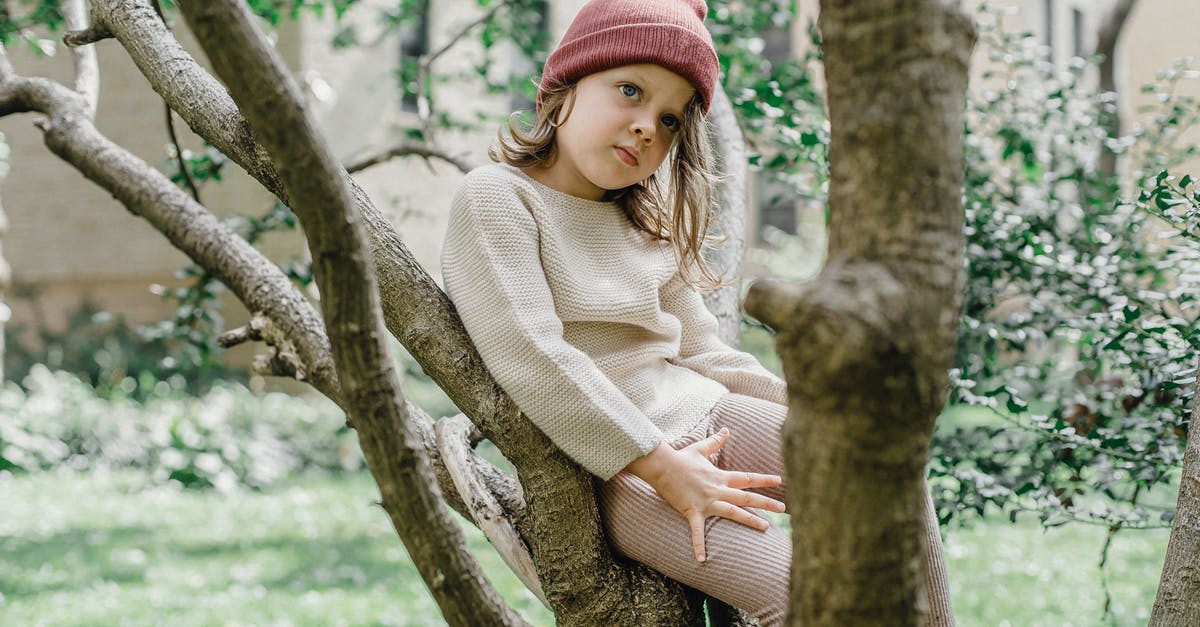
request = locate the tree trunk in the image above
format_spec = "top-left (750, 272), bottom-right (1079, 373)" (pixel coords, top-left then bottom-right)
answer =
top-left (1149, 376), bottom-right (1200, 626)
top-left (704, 88), bottom-right (750, 347)
top-left (745, 1), bottom-right (975, 625)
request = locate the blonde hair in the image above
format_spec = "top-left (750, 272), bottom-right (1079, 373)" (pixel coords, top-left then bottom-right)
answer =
top-left (490, 82), bottom-right (723, 289)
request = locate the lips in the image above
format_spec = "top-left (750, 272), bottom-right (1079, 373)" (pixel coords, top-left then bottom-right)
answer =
top-left (614, 146), bottom-right (640, 167)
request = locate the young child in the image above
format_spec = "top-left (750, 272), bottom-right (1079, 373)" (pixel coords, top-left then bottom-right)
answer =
top-left (442, 1), bottom-right (948, 624)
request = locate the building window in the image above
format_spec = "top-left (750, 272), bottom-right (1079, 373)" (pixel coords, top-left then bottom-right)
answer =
top-left (755, 20), bottom-right (799, 238)
top-left (1043, 0), bottom-right (1055, 52)
top-left (1072, 8), bottom-right (1085, 58)
top-left (399, 0), bottom-right (430, 113)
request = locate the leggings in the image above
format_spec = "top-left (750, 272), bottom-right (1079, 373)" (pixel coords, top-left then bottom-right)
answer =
top-left (598, 393), bottom-right (954, 626)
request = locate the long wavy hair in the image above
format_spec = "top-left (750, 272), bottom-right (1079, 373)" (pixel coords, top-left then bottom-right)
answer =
top-left (490, 82), bottom-right (722, 289)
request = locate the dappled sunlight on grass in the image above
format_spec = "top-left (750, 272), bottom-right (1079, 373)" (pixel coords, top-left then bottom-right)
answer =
top-left (944, 517), bottom-right (1168, 626)
top-left (0, 470), bottom-right (553, 626)
top-left (0, 469), bottom-right (1170, 626)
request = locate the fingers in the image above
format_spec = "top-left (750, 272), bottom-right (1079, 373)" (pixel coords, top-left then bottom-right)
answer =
top-left (712, 500), bottom-right (771, 532)
top-left (688, 502), bottom-right (773, 564)
top-left (725, 469), bottom-right (783, 491)
top-left (722, 487), bottom-right (786, 513)
top-left (688, 513), bottom-right (708, 562)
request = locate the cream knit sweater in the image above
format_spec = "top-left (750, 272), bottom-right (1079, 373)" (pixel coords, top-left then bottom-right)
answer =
top-left (442, 164), bottom-right (787, 479)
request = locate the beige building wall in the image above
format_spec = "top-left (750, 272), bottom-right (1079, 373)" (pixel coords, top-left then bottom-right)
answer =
top-left (0, 23), bottom-right (303, 348)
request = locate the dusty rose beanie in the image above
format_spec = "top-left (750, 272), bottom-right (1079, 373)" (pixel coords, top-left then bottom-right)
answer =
top-left (538, 0), bottom-right (719, 113)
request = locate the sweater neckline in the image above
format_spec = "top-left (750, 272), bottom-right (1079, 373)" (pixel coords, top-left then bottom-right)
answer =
top-left (504, 164), bottom-right (622, 210)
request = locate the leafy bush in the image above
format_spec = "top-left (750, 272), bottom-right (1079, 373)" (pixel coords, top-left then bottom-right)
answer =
top-left (739, 7), bottom-right (1199, 530)
top-left (934, 20), bottom-right (1198, 529)
top-left (0, 366), bottom-right (361, 489)
top-left (4, 298), bottom-right (247, 400)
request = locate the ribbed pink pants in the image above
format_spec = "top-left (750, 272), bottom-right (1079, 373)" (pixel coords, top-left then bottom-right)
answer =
top-left (598, 393), bottom-right (954, 626)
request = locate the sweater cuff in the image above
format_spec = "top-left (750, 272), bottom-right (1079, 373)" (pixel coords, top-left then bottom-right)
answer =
top-left (588, 428), bottom-right (663, 481)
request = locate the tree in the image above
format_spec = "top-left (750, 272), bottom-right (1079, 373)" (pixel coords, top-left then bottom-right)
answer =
top-left (746, 1), bottom-right (974, 624)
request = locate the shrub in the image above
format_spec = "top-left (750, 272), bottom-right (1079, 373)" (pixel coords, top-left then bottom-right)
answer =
top-left (0, 366), bottom-right (361, 489)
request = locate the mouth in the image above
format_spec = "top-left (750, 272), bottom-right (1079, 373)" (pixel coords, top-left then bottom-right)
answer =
top-left (614, 146), bottom-right (640, 167)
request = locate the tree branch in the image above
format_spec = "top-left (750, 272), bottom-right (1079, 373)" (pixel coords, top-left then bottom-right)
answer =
top-left (703, 88), bottom-right (749, 346)
top-left (90, 1), bottom-right (706, 622)
top-left (0, 64), bottom-right (339, 402)
top-left (437, 413), bottom-right (547, 607)
top-left (62, 26), bottom-right (114, 46)
top-left (174, 3), bottom-right (524, 626)
top-left (746, 1), bottom-right (975, 624)
top-left (414, 0), bottom-right (512, 141)
top-left (344, 142), bottom-right (473, 175)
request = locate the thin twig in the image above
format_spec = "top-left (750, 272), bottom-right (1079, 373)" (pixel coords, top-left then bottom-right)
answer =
top-left (1098, 483), bottom-right (1142, 625)
top-left (415, 0), bottom-right (511, 141)
top-left (982, 404), bottom-right (1160, 463)
top-left (60, 0), bottom-right (100, 119)
top-left (344, 143), bottom-right (472, 174)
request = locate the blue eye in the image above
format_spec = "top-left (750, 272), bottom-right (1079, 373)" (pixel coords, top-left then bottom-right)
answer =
top-left (662, 115), bottom-right (680, 132)
top-left (619, 84), bottom-right (640, 99)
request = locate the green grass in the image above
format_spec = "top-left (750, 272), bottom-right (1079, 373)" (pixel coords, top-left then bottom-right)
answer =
top-left (0, 470), bottom-right (1171, 626)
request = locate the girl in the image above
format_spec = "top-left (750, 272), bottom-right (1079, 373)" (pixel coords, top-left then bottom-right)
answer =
top-left (442, 1), bottom-right (950, 624)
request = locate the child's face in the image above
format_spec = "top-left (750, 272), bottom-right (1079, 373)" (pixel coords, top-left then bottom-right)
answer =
top-left (543, 64), bottom-right (695, 201)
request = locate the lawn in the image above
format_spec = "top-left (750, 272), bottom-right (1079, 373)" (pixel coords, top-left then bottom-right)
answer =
top-left (0, 469), bottom-right (1171, 626)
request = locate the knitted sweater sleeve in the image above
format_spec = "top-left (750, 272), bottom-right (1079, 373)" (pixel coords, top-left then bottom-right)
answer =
top-left (442, 175), bottom-right (663, 480)
top-left (661, 273), bottom-right (788, 405)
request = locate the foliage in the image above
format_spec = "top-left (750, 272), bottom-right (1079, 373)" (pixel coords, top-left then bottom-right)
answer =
top-left (936, 18), bottom-right (1199, 530)
top-left (0, 366), bottom-right (360, 488)
top-left (4, 298), bottom-right (247, 400)
top-left (710, 1), bottom-right (828, 209)
top-left (735, 6), bottom-right (1200, 533)
top-left (0, 1), bottom-right (62, 54)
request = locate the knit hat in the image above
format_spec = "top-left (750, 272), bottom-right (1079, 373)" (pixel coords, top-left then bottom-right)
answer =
top-left (538, 0), bottom-right (719, 113)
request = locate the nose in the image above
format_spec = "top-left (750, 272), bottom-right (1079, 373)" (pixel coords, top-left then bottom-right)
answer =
top-left (630, 118), bottom-right (655, 145)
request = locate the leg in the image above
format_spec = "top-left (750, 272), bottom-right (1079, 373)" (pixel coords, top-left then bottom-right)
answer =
top-left (705, 393), bottom-right (787, 504)
top-left (599, 470), bottom-right (790, 626)
top-left (920, 480), bottom-right (955, 626)
top-left (702, 393), bottom-right (956, 626)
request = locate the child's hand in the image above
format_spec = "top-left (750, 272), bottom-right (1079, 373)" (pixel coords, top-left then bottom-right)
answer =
top-left (622, 428), bottom-right (785, 563)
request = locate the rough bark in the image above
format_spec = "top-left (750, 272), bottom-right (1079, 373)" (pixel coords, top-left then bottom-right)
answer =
top-left (1149, 377), bottom-right (1200, 626)
top-left (1096, 0), bottom-right (1137, 179)
top-left (85, 1), bottom-right (708, 623)
top-left (174, 3), bottom-right (523, 625)
top-left (744, 1), bottom-right (975, 625)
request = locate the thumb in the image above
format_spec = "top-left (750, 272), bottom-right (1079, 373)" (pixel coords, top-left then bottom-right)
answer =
top-left (698, 427), bottom-right (730, 456)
